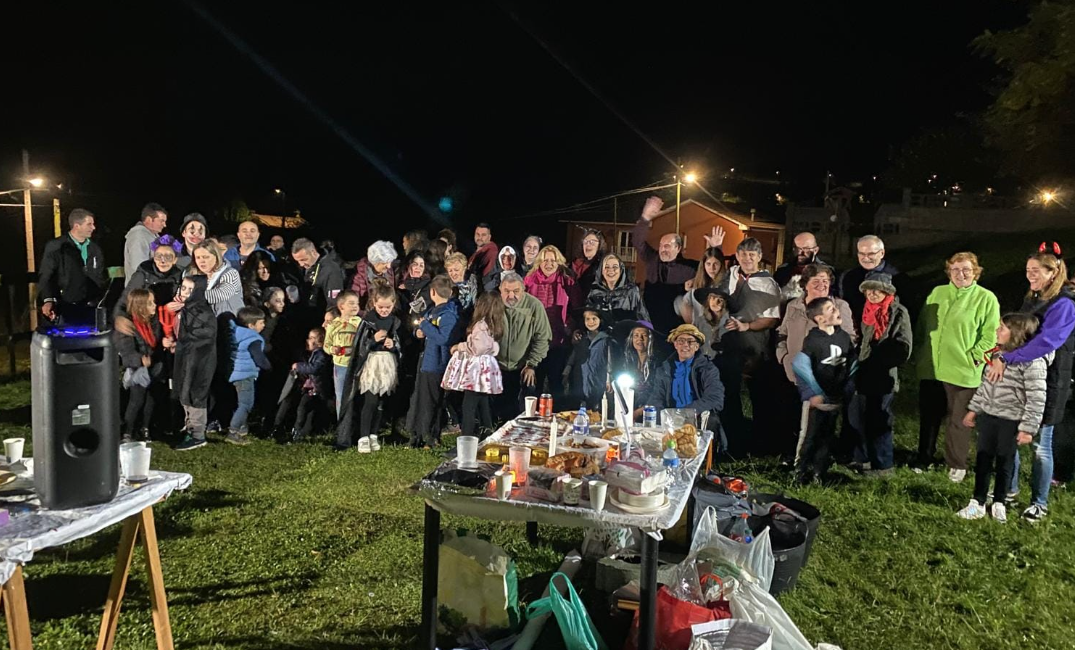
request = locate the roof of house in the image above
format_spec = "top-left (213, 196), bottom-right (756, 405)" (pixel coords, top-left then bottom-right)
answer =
top-left (250, 211), bottom-right (307, 229)
top-left (558, 198), bottom-right (782, 230)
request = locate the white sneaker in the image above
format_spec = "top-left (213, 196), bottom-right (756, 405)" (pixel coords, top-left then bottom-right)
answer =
top-left (957, 499), bottom-right (986, 520)
top-left (948, 468), bottom-right (967, 483)
top-left (357, 436), bottom-right (372, 454)
top-left (370, 435), bottom-right (381, 452)
top-left (1022, 504), bottom-right (1048, 522)
top-left (991, 502), bottom-right (1007, 523)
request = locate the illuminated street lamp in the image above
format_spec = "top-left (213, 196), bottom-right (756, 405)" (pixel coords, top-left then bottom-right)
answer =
top-left (676, 171), bottom-right (699, 234)
top-left (1041, 191), bottom-right (1056, 205)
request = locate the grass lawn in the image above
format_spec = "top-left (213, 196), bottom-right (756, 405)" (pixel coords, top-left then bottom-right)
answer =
top-left (5, 229), bottom-right (1075, 649)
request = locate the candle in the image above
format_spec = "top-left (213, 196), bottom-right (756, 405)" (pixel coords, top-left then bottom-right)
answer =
top-left (614, 387), bottom-right (634, 430)
top-left (548, 418), bottom-right (558, 457)
top-left (600, 393), bottom-right (608, 428)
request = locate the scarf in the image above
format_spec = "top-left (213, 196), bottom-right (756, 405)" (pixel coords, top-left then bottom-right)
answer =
top-left (672, 357), bottom-right (694, 408)
top-left (525, 268), bottom-right (573, 345)
top-left (862, 295), bottom-right (895, 341)
top-left (455, 277), bottom-right (475, 309)
top-left (134, 316), bottom-right (157, 349)
top-left (158, 307), bottom-right (177, 339)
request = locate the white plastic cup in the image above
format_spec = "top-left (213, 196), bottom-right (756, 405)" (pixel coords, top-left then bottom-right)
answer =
top-left (509, 446), bottom-right (531, 484)
top-left (563, 478), bottom-right (583, 505)
top-left (589, 480), bottom-right (608, 512)
top-left (495, 470), bottom-right (512, 501)
top-left (127, 446), bottom-right (152, 482)
top-left (119, 441), bottom-right (146, 478)
top-left (524, 396), bottom-right (538, 417)
top-left (457, 436), bottom-right (479, 469)
top-left (3, 438), bottom-right (24, 464)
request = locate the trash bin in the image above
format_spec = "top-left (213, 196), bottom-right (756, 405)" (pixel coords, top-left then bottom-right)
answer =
top-left (750, 492), bottom-right (821, 568)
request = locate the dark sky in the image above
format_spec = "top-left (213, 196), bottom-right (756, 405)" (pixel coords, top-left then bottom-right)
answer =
top-left (4, 2), bottom-right (1025, 263)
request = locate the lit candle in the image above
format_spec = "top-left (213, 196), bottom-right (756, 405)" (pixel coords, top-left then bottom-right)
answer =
top-left (549, 418), bottom-right (558, 457)
top-left (600, 393), bottom-right (608, 428)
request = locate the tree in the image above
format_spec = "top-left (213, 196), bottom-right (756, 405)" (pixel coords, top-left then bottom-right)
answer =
top-left (974, 1), bottom-right (1075, 180)
top-left (220, 198), bottom-right (252, 223)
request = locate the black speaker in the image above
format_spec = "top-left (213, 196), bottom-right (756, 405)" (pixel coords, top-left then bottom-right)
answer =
top-left (31, 328), bottom-right (120, 509)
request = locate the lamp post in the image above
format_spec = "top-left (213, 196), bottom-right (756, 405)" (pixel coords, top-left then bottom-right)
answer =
top-left (675, 172), bottom-right (698, 235)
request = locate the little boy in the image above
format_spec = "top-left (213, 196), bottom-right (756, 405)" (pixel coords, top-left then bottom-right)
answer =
top-left (791, 296), bottom-right (855, 483)
top-left (412, 275), bottom-right (460, 448)
top-left (227, 306), bottom-right (272, 445)
top-left (274, 327), bottom-right (333, 443)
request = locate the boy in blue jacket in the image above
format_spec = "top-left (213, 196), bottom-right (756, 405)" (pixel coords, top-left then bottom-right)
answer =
top-left (228, 306), bottom-right (272, 445)
top-left (412, 275), bottom-right (460, 448)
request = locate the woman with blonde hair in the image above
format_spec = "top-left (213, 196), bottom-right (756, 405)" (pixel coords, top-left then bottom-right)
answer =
top-left (524, 244), bottom-right (580, 400)
top-left (190, 239), bottom-right (244, 316)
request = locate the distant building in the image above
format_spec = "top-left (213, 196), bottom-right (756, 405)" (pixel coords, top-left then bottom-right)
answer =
top-left (250, 211), bottom-right (307, 229)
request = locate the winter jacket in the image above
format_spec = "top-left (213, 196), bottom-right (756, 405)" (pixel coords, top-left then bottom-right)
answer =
top-left (303, 254), bottom-right (345, 313)
top-left (633, 217), bottom-right (698, 335)
top-left (524, 267), bottom-right (579, 348)
top-left (38, 235), bottom-right (107, 307)
top-left (223, 243), bottom-right (275, 271)
top-left (202, 265), bottom-right (245, 316)
top-left (114, 258), bottom-right (183, 318)
top-left (124, 222), bottom-right (157, 286)
top-left (114, 315), bottom-right (165, 376)
top-left (648, 352), bottom-right (725, 420)
top-left (1002, 289), bottom-right (1075, 425)
top-left (350, 257), bottom-right (396, 306)
top-left (295, 348), bottom-right (332, 397)
top-left (968, 352), bottom-right (1049, 433)
top-left (915, 282), bottom-right (1000, 388)
top-left (324, 316), bottom-right (362, 367)
top-left (839, 259), bottom-right (911, 326)
top-left (418, 300), bottom-right (460, 374)
top-left (564, 330), bottom-right (610, 409)
top-left (229, 322), bottom-right (271, 382)
top-left (482, 246), bottom-right (519, 293)
top-left (497, 292), bottom-right (552, 372)
top-left (777, 296), bottom-right (857, 383)
top-left (856, 297), bottom-right (913, 396)
top-left (570, 254), bottom-right (603, 301)
top-left (173, 276), bottom-right (217, 407)
top-left (586, 273), bottom-right (649, 323)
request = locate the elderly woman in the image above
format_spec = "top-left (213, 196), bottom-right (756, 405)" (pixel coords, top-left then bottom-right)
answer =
top-left (520, 235), bottom-right (542, 276)
top-left (777, 265), bottom-right (857, 384)
top-left (915, 252), bottom-right (1000, 480)
top-left (351, 241), bottom-right (398, 307)
top-left (586, 253), bottom-right (648, 323)
top-left (190, 239), bottom-right (244, 316)
top-left (525, 244), bottom-right (580, 400)
top-left (647, 324), bottom-right (725, 430)
top-left (116, 234), bottom-right (184, 318)
top-left (444, 252), bottom-right (478, 311)
top-left (484, 246), bottom-right (518, 293)
top-left (176, 212), bottom-right (208, 271)
top-left (570, 229), bottom-right (607, 299)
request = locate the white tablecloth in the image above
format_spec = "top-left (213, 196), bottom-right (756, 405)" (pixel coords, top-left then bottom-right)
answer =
top-left (0, 462), bottom-right (192, 584)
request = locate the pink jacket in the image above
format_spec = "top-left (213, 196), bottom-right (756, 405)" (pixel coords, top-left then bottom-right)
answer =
top-left (466, 319), bottom-right (500, 357)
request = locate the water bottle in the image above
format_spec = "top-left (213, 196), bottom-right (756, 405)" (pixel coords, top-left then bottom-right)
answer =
top-left (729, 513), bottom-right (753, 544)
top-left (662, 440), bottom-right (680, 470)
top-left (572, 405), bottom-right (589, 442)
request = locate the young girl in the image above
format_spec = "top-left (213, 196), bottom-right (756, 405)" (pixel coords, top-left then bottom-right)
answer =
top-left (115, 289), bottom-right (165, 442)
top-left (442, 292), bottom-right (504, 439)
top-left (173, 276), bottom-right (218, 451)
top-left (959, 313), bottom-right (1049, 523)
top-left (562, 307), bottom-right (610, 410)
top-left (694, 287), bottom-right (731, 360)
top-left (275, 327), bottom-right (333, 443)
top-left (324, 291), bottom-right (362, 417)
top-left (337, 281), bottom-right (402, 453)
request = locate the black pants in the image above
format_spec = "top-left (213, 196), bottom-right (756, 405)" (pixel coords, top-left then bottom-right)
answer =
top-left (797, 406), bottom-right (840, 479)
top-left (123, 383), bottom-right (159, 437)
top-left (462, 391), bottom-right (493, 439)
top-left (496, 368), bottom-right (538, 423)
top-left (412, 372), bottom-right (444, 447)
top-left (360, 391), bottom-right (386, 439)
top-left (974, 413), bottom-right (1019, 505)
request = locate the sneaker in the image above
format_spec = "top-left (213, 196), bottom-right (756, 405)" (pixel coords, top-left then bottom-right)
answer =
top-left (957, 499), bottom-right (986, 520)
top-left (991, 502), bottom-right (1007, 523)
top-left (175, 435), bottom-right (207, 451)
top-left (289, 428), bottom-right (305, 444)
top-left (1005, 490), bottom-right (1019, 506)
top-left (206, 420), bottom-right (222, 433)
top-left (1022, 504), bottom-right (1048, 522)
top-left (441, 423), bottom-right (461, 436)
top-left (370, 435), bottom-right (381, 452)
top-left (948, 468), bottom-right (967, 483)
top-left (848, 461), bottom-right (871, 473)
top-left (225, 432), bottom-right (251, 446)
top-left (357, 436), bottom-right (372, 453)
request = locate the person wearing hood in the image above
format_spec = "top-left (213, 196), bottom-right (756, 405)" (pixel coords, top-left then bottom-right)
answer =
top-left (647, 324), bottom-right (726, 434)
top-left (633, 196), bottom-right (698, 336)
top-left (614, 320), bottom-right (658, 416)
top-left (483, 245), bottom-right (518, 293)
top-left (586, 253), bottom-right (648, 323)
top-left (124, 203), bottom-right (168, 285)
top-left (176, 212), bottom-right (208, 271)
top-left (173, 275), bottom-right (218, 451)
top-left (570, 229), bottom-right (606, 299)
top-left (351, 240), bottom-right (398, 307)
top-left (562, 307), bottom-right (611, 410)
top-left (115, 235), bottom-right (184, 320)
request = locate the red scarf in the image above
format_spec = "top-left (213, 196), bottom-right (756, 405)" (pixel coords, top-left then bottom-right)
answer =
top-left (134, 316), bottom-right (158, 349)
top-left (862, 295), bottom-right (895, 341)
top-left (158, 307), bottom-right (177, 340)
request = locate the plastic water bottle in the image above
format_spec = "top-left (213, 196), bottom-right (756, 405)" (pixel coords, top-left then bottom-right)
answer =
top-left (729, 513), bottom-right (753, 544)
top-left (572, 406), bottom-right (589, 442)
top-left (662, 440), bottom-right (680, 470)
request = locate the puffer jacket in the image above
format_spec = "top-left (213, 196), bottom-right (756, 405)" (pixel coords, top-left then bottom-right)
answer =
top-left (586, 273), bottom-right (649, 323)
top-left (856, 297), bottom-right (913, 396)
top-left (968, 352), bottom-right (1049, 433)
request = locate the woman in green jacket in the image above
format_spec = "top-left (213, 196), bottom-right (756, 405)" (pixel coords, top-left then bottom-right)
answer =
top-left (915, 252), bottom-right (1001, 481)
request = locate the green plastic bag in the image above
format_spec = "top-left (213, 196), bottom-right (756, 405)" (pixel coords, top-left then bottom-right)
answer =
top-left (526, 572), bottom-right (608, 650)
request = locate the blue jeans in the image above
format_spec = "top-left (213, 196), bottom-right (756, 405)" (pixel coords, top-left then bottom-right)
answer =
top-left (1010, 424), bottom-right (1054, 507)
top-left (849, 392), bottom-right (895, 470)
top-left (334, 364), bottom-right (348, 417)
top-left (230, 378), bottom-right (256, 434)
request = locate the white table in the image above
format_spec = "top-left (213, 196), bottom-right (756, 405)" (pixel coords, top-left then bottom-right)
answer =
top-left (0, 464), bottom-right (192, 650)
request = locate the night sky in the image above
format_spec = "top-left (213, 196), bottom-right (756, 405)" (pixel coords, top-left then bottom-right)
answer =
top-left (4, 2), bottom-right (1026, 266)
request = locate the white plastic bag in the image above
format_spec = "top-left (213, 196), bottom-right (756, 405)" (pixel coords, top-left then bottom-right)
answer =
top-left (726, 580), bottom-right (812, 650)
top-left (688, 618), bottom-right (773, 650)
top-left (691, 506), bottom-right (775, 592)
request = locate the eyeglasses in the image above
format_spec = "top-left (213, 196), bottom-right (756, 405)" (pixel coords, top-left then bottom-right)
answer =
top-left (793, 246), bottom-right (819, 254)
top-left (673, 337), bottom-right (699, 347)
top-left (858, 250), bottom-right (883, 259)
top-left (949, 268), bottom-right (975, 276)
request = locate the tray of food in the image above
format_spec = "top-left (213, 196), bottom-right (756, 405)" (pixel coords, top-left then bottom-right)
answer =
top-left (555, 409), bottom-right (604, 426)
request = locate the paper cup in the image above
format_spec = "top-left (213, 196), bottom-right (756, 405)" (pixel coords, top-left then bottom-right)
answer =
top-left (457, 436), bottom-right (479, 469)
top-left (3, 438), bottom-right (24, 464)
top-left (589, 480), bottom-right (608, 512)
top-left (494, 470), bottom-right (512, 501)
top-left (524, 396), bottom-right (538, 417)
top-left (127, 446), bottom-right (152, 482)
top-left (509, 446), bottom-right (531, 484)
top-left (563, 478), bottom-right (583, 505)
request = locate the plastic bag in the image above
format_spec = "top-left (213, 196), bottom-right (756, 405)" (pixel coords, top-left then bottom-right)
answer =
top-left (438, 530), bottom-right (520, 633)
top-left (691, 506), bottom-right (775, 591)
top-left (688, 618), bottom-right (773, 650)
top-left (725, 579), bottom-right (812, 650)
top-left (526, 572), bottom-right (608, 650)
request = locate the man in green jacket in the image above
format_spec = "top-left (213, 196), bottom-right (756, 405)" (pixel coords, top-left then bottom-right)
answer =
top-left (914, 252), bottom-right (1001, 480)
top-left (496, 272), bottom-right (552, 420)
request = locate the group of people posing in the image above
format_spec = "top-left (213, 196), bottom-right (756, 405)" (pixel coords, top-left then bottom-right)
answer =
top-left (35, 198), bottom-right (1073, 523)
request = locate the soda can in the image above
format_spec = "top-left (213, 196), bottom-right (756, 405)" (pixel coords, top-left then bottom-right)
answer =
top-left (643, 405), bottom-right (657, 427)
top-left (539, 393), bottom-right (553, 418)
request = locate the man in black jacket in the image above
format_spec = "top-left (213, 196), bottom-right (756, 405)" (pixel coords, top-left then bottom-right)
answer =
top-left (38, 208), bottom-right (108, 327)
top-left (838, 235), bottom-right (911, 325)
top-left (291, 238), bottom-right (344, 326)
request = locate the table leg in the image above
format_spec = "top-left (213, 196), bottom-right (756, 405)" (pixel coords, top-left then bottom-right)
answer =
top-left (420, 504), bottom-right (440, 650)
top-left (138, 508), bottom-right (174, 650)
top-left (526, 521), bottom-right (538, 544)
top-left (2, 566), bottom-right (32, 650)
top-left (638, 533), bottom-right (659, 650)
top-left (96, 517), bottom-right (141, 650)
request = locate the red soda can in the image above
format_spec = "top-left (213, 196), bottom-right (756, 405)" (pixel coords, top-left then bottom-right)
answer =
top-left (539, 393), bottom-right (553, 417)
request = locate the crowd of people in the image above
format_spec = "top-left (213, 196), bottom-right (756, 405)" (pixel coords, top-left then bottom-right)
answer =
top-left (35, 198), bottom-right (1074, 523)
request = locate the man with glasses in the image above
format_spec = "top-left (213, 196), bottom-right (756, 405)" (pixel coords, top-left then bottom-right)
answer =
top-left (775, 232), bottom-right (833, 299)
top-left (839, 235), bottom-right (909, 326)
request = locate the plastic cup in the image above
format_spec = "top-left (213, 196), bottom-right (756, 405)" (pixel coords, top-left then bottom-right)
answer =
top-left (127, 446), bottom-right (152, 482)
top-left (509, 446), bottom-right (531, 484)
top-left (494, 471), bottom-right (512, 501)
top-left (563, 478), bottom-right (583, 505)
top-left (3, 438), bottom-right (24, 464)
top-left (457, 436), bottom-right (479, 469)
top-left (524, 396), bottom-right (538, 417)
top-left (589, 480), bottom-right (608, 512)
top-left (119, 441), bottom-right (146, 478)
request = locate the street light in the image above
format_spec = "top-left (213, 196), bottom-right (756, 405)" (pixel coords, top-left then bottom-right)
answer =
top-left (676, 171), bottom-right (699, 234)
top-left (1041, 191), bottom-right (1056, 205)
top-left (684, 172), bottom-right (698, 184)
top-left (28, 177), bottom-right (45, 188)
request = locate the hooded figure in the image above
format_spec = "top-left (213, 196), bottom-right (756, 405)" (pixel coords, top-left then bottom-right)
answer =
top-left (484, 246), bottom-right (518, 293)
top-left (173, 276), bottom-right (218, 409)
top-left (585, 257), bottom-right (649, 323)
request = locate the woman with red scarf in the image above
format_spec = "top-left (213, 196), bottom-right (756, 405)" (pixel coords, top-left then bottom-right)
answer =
top-left (525, 245), bottom-right (581, 402)
top-left (851, 271), bottom-right (912, 476)
top-left (114, 288), bottom-right (168, 442)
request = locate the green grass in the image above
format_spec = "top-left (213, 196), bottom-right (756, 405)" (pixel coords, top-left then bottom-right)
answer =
top-left (6, 229), bottom-right (1075, 649)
